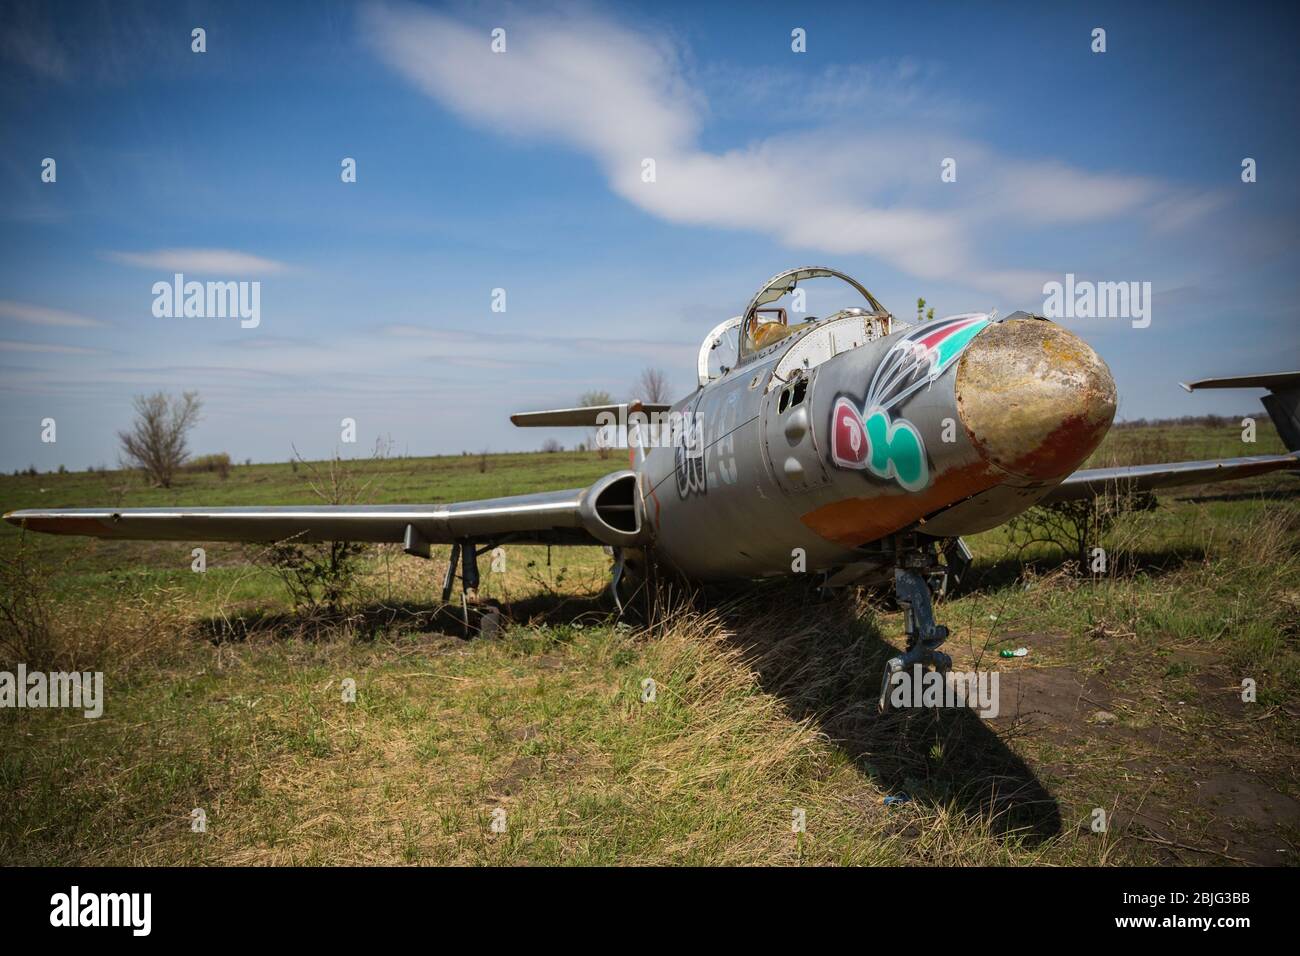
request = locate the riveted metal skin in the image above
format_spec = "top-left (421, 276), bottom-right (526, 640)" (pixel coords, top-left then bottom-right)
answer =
top-left (642, 311), bottom-right (1117, 580)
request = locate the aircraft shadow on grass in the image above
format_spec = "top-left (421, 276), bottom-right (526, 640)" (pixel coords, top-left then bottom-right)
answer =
top-left (701, 584), bottom-right (1063, 846)
top-left (194, 522), bottom-right (1260, 847)
top-left (194, 577), bottom-right (1063, 844)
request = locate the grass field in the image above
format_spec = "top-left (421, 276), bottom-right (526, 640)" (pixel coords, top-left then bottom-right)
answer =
top-left (2, 425), bottom-right (1297, 866)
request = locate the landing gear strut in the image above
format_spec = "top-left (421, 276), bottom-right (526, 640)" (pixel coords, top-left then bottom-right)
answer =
top-left (608, 547), bottom-right (625, 614)
top-left (878, 566), bottom-right (951, 713)
top-left (440, 539), bottom-right (482, 604)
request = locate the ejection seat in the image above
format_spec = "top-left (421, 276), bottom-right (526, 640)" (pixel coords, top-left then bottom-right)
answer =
top-left (742, 307), bottom-right (794, 354)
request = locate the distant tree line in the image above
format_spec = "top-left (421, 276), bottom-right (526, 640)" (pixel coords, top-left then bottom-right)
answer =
top-left (1112, 414), bottom-right (1257, 429)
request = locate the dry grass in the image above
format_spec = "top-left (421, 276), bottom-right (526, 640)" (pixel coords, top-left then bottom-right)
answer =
top-left (2, 571), bottom-right (1115, 865)
top-left (2, 431), bottom-right (1296, 866)
top-left (0, 540), bottom-right (188, 673)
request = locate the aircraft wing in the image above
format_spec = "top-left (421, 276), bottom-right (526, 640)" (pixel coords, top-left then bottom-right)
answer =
top-left (3, 471), bottom-right (648, 551)
top-left (1180, 371), bottom-right (1300, 451)
top-left (1047, 368), bottom-right (1300, 502)
top-left (1043, 452), bottom-right (1300, 503)
top-left (1180, 371), bottom-right (1300, 392)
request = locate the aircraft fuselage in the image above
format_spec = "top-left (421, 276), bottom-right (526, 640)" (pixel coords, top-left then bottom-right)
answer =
top-left (637, 314), bottom-right (1117, 581)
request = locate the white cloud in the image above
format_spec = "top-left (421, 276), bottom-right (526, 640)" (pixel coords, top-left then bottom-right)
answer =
top-left (0, 300), bottom-right (108, 328)
top-left (1146, 190), bottom-right (1231, 235)
top-left (994, 162), bottom-right (1155, 225)
top-left (362, 2), bottom-right (1192, 301)
top-left (105, 248), bottom-right (289, 275)
top-left (363, 6), bottom-right (698, 166)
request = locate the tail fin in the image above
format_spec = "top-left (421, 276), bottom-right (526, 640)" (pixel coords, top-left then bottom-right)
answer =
top-left (1181, 371), bottom-right (1300, 452)
top-left (510, 401), bottom-right (675, 468)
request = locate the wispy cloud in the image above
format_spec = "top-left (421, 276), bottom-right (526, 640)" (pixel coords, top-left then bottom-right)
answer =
top-left (104, 248), bottom-right (290, 275)
top-left (0, 300), bottom-right (108, 328)
top-left (0, 15), bottom-right (72, 83)
top-left (362, 2), bottom-right (1196, 301)
top-left (700, 58), bottom-right (975, 125)
top-left (382, 322), bottom-right (693, 365)
top-left (220, 334), bottom-right (323, 351)
top-left (0, 339), bottom-right (105, 355)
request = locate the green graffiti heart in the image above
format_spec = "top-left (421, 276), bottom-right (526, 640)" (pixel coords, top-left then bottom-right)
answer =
top-left (864, 409), bottom-right (929, 491)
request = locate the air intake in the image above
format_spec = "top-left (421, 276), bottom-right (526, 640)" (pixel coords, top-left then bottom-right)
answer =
top-left (578, 471), bottom-right (649, 546)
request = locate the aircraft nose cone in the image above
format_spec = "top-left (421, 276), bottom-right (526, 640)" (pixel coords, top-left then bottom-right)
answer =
top-left (955, 318), bottom-right (1117, 481)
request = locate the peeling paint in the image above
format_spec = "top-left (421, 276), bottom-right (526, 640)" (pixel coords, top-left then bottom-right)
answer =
top-left (800, 460), bottom-right (1000, 546)
top-left (956, 318), bottom-right (1116, 480)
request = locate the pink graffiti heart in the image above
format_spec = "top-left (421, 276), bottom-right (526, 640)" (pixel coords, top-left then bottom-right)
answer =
top-left (830, 397), bottom-right (868, 469)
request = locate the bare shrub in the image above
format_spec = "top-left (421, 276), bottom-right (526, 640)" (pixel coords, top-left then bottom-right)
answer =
top-left (184, 452), bottom-right (232, 479)
top-left (0, 538), bottom-right (57, 668)
top-left (259, 537), bottom-right (367, 615)
top-left (1007, 487), bottom-right (1155, 570)
top-left (252, 447), bottom-right (381, 615)
top-left (634, 367), bottom-right (670, 404)
top-left (580, 389), bottom-right (614, 459)
top-left (0, 540), bottom-right (185, 671)
top-left (118, 391), bottom-right (202, 488)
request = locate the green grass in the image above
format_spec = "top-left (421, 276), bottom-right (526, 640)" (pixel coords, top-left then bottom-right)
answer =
top-left (1, 427), bottom-right (1297, 866)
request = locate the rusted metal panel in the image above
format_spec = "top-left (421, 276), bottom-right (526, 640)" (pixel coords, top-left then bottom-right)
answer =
top-left (955, 318), bottom-right (1116, 481)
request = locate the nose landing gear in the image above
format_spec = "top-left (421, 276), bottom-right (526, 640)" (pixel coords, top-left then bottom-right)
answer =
top-left (879, 565), bottom-right (952, 713)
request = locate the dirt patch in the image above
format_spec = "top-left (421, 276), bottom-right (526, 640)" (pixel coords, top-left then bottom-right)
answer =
top-left (1189, 668), bottom-right (1253, 720)
top-left (1111, 768), bottom-right (1299, 865)
top-left (1191, 771), bottom-right (1299, 864)
top-left (484, 756), bottom-right (541, 800)
top-left (991, 665), bottom-right (1113, 733)
top-left (990, 658), bottom-right (1200, 751)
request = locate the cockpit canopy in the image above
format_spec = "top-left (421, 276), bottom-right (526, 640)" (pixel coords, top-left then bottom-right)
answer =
top-left (697, 267), bottom-right (894, 387)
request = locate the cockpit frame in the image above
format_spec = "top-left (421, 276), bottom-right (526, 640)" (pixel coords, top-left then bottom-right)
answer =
top-left (696, 266), bottom-right (892, 387)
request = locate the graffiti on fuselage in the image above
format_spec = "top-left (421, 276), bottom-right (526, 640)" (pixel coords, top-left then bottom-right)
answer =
top-left (674, 432), bottom-right (707, 498)
top-left (711, 389), bottom-right (741, 488)
top-left (674, 385), bottom-right (746, 499)
top-left (829, 315), bottom-right (989, 492)
top-left (674, 397), bottom-right (708, 499)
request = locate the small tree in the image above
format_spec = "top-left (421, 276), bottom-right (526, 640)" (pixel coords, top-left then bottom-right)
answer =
top-left (255, 447), bottom-right (378, 614)
top-left (580, 389), bottom-right (614, 459)
top-left (118, 391), bottom-right (202, 488)
top-left (634, 367), bottom-right (670, 404)
top-left (1006, 488), bottom-right (1155, 571)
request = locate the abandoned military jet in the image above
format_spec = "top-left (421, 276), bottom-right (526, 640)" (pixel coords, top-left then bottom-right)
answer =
top-left (7, 268), bottom-right (1299, 703)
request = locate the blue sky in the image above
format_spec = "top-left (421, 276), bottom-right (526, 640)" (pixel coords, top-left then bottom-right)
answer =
top-left (2, 0), bottom-right (1297, 472)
